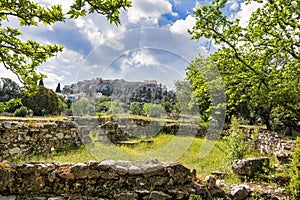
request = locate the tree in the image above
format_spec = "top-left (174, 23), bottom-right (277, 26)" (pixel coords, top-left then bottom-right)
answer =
top-left (143, 103), bottom-right (165, 118)
top-left (0, 0), bottom-right (131, 92)
top-left (55, 83), bottom-right (61, 93)
top-left (174, 80), bottom-right (200, 116)
top-left (129, 102), bottom-right (144, 116)
top-left (38, 79), bottom-right (44, 86)
top-left (72, 97), bottom-right (95, 116)
top-left (189, 0), bottom-right (300, 129)
top-left (0, 77), bottom-right (21, 102)
top-left (23, 86), bottom-right (60, 116)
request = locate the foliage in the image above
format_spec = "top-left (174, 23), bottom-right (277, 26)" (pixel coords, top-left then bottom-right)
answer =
top-left (129, 102), bottom-right (144, 116)
top-left (143, 103), bottom-right (165, 118)
top-left (271, 106), bottom-right (298, 134)
top-left (223, 118), bottom-right (251, 162)
top-left (71, 97), bottom-right (95, 116)
top-left (189, 195), bottom-right (202, 200)
top-left (55, 83), bottom-right (61, 93)
top-left (14, 106), bottom-right (28, 117)
top-left (0, 77), bottom-right (21, 102)
top-left (0, 0), bottom-right (131, 92)
top-left (67, 0), bottom-right (131, 25)
top-left (174, 80), bottom-right (199, 116)
top-left (288, 137), bottom-right (300, 198)
top-left (189, 0), bottom-right (300, 129)
top-left (95, 97), bottom-right (112, 113)
top-left (58, 98), bottom-right (69, 114)
top-left (186, 56), bottom-right (226, 127)
top-left (109, 101), bottom-right (124, 114)
top-left (0, 98), bottom-right (22, 113)
top-left (22, 86), bottom-right (60, 116)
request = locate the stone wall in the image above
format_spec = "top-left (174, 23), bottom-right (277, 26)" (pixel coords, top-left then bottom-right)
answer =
top-left (0, 159), bottom-right (210, 199)
top-left (0, 120), bottom-right (81, 159)
top-left (254, 131), bottom-right (296, 156)
top-left (223, 127), bottom-right (296, 156)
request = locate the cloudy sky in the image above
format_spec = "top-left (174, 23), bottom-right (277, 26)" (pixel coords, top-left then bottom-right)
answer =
top-left (0, 0), bottom-right (262, 90)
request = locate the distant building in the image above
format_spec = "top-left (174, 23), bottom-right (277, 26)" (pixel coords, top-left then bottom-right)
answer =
top-left (66, 95), bottom-right (76, 100)
top-left (144, 80), bottom-right (158, 84)
top-left (95, 92), bottom-right (103, 99)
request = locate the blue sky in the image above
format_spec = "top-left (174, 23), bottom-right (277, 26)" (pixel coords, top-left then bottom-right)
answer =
top-left (0, 0), bottom-right (262, 90)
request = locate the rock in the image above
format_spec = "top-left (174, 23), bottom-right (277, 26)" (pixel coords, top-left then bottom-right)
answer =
top-left (114, 165), bottom-right (128, 175)
top-left (56, 133), bottom-right (64, 139)
top-left (56, 165), bottom-right (75, 179)
top-left (43, 123), bottom-right (58, 129)
top-left (205, 175), bottom-right (216, 188)
top-left (2, 121), bottom-right (12, 129)
top-left (99, 160), bottom-right (116, 169)
top-left (276, 152), bottom-right (292, 164)
top-left (71, 163), bottom-right (88, 179)
top-left (128, 165), bottom-right (143, 175)
top-left (216, 180), bottom-right (227, 188)
top-left (232, 157), bottom-right (269, 178)
top-left (208, 186), bottom-right (226, 199)
top-left (211, 170), bottom-right (227, 179)
top-left (9, 147), bottom-right (20, 155)
top-left (0, 195), bottom-right (16, 200)
top-left (149, 191), bottom-right (172, 200)
top-left (231, 184), bottom-right (251, 200)
top-left (114, 192), bottom-right (138, 200)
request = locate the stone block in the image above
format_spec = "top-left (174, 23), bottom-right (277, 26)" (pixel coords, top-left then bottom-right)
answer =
top-left (232, 157), bottom-right (269, 178)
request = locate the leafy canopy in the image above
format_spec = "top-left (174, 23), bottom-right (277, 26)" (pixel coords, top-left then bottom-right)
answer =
top-left (188, 0), bottom-right (300, 126)
top-left (0, 0), bottom-right (131, 92)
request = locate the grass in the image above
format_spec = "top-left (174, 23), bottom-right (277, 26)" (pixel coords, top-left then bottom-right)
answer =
top-left (0, 115), bottom-right (68, 121)
top-left (10, 134), bottom-right (267, 183)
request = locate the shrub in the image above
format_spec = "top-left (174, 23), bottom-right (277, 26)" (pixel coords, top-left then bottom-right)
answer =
top-left (72, 97), bottom-right (95, 116)
top-left (14, 106), bottom-right (28, 117)
top-left (23, 86), bottom-right (60, 116)
top-left (129, 102), bottom-right (144, 115)
top-left (143, 103), bottom-right (165, 117)
top-left (288, 137), bottom-right (300, 198)
top-left (223, 118), bottom-right (251, 163)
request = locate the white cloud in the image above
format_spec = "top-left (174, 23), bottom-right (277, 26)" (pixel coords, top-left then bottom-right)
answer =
top-left (228, 0), bottom-right (240, 11)
top-left (38, 48), bottom-right (84, 89)
top-left (126, 49), bottom-right (160, 66)
top-left (73, 15), bottom-right (126, 49)
top-left (0, 66), bottom-right (21, 85)
top-left (1, 0), bottom-right (208, 90)
top-left (127, 0), bottom-right (172, 24)
top-left (236, 1), bottom-right (263, 27)
top-left (170, 15), bottom-right (196, 36)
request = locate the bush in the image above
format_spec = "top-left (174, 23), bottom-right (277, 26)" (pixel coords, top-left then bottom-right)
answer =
top-left (129, 102), bottom-right (144, 115)
top-left (288, 137), bottom-right (300, 198)
top-left (14, 106), bottom-right (28, 117)
top-left (223, 118), bottom-right (251, 163)
top-left (143, 103), bottom-right (165, 117)
top-left (72, 97), bottom-right (95, 116)
top-left (23, 86), bottom-right (60, 116)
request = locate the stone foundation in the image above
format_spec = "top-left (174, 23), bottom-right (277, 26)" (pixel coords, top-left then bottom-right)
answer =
top-left (255, 131), bottom-right (296, 155)
top-left (0, 120), bottom-right (81, 159)
top-left (0, 160), bottom-right (210, 199)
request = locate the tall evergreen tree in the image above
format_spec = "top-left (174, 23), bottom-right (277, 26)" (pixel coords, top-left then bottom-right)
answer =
top-left (38, 80), bottom-right (44, 86)
top-left (55, 83), bottom-right (61, 93)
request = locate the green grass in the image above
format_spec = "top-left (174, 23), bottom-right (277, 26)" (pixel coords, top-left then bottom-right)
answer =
top-left (10, 134), bottom-right (267, 182)
top-left (0, 115), bottom-right (68, 121)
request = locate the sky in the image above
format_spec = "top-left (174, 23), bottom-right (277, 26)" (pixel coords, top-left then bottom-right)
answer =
top-left (0, 0), bottom-right (262, 90)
